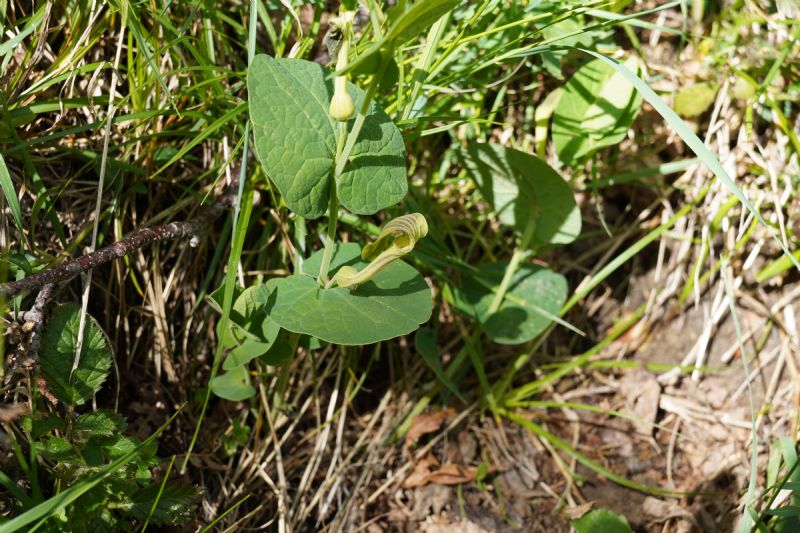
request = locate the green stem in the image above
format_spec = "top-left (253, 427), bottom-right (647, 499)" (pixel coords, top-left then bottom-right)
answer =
top-left (487, 218), bottom-right (536, 314)
top-left (333, 58), bottom-right (388, 179)
top-left (318, 120), bottom-right (347, 282)
top-left (319, 60), bottom-right (388, 284)
top-left (317, 171), bottom-right (340, 284)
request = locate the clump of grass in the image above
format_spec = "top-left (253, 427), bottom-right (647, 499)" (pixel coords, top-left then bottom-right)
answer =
top-left (0, 1), bottom-right (798, 531)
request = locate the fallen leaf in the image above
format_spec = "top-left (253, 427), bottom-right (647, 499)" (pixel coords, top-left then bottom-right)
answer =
top-left (424, 464), bottom-right (479, 486)
top-left (403, 453), bottom-right (439, 489)
top-left (0, 403), bottom-right (28, 423)
top-left (405, 408), bottom-right (454, 450)
top-left (564, 501), bottom-right (595, 520)
top-left (403, 453), bottom-right (493, 489)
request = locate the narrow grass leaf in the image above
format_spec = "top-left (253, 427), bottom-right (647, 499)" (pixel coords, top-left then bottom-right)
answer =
top-left (0, 154), bottom-right (25, 243)
top-left (578, 48), bottom-right (800, 272)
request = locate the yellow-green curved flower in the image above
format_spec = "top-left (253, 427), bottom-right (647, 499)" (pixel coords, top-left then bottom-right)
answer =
top-left (332, 213), bottom-right (428, 290)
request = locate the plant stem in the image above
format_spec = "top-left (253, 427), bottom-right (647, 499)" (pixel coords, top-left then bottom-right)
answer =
top-left (319, 57), bottom-right (388, 284)
top-left (333, 58), bottom-right (388, 179)
top-left (317, 161), bottom-right (340, 284)
top-left (487, 218), bottom-right (536, 314)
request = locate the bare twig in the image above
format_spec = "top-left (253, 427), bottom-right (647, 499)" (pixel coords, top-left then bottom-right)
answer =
top-left (0, 192), bottom-right (234, 298)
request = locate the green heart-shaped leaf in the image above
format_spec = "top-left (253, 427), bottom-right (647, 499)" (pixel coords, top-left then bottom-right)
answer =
top-left (458, 262), bottom-right (567, 345)
top-left (267, 243), bottom-right (432, 345)
top-left (210, 365), bottom-right (256, 401)
top-left (459, 143), bottom-right (580, 245)
top-left (552, 55), bottom-right (643, 165)
top-left (248, 55), bottom-right (407, 218)
top-left (260, 334), bottom-right (294, 366)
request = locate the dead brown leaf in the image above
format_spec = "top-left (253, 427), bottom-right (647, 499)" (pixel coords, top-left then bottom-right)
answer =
top-left (405, 408), bottom-right (455, 450)
top-left (0, 403), bottom-right (28, 423)
top-left (403, 453), bottom-right (439, 489)
top-left (563, 501), bottom-right (595, 520)
top-left (403, 452), bottom-right (489, 489)
top-left (424, 464), bottom-right (479, 486)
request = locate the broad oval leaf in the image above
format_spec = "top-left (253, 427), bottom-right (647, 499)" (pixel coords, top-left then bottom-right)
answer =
top-left (248, 55), bottom-right (407, 218)
top-left (458, 262), bottom-right (567, 345)
top-left (459, 143), bottom-right (580, 245)
top-left (40, 303), bottom-right (113, 406)
top-left (552, 55), bottom-right (643, 165)
top-left (267, 243), bottom-right (432, 345)
top-left (210, 365), bottom-right (256, 401)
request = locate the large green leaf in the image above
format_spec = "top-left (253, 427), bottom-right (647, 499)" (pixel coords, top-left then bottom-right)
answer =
top-left (459, 262), bottom-right (567, 345)
top-left (210, 284), bottom-right (282, 369)
top-left (221, 286), bottom-right (281, 370)
top-left (267, 243), bottom-right (432, 345)
top-left (459, 143), bottom-right (580, 245)
top-left (552, 55), bottom-right (643, 165)
top-left (248, 55), bottom-right (407, 219)
top-left (40, 303), bottom-right (113, 407)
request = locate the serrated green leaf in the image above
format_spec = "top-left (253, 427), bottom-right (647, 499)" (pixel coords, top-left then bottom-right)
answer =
top-left (73, 410), bottom-right (126, 439)
top-left (103, 436), bottom-right (138, 461)
top-left (553, 56), bottom-right (643, 165)
top-left (34, 437), bottom-right (76, 462)
top-left (571, 508), bottom-right (632, 533)
top-left (29, 414), bottom-right (64, 439)
top-left (40, 303), bottom-right (113, 407)
top-left (459, 143), bottom-right (580, 245)
top-left (248, 55), bottom-right (407, 218)
top-left (268, 243), bottom-right (432, 345)
top-left (82, 441), bottom-right (105, 467)
top-left (459, 262), bottom-right (567, 345)
top-left (210, 365), bottom-right (256, 401)
top-left (124, 483), bottom-right (195, 524)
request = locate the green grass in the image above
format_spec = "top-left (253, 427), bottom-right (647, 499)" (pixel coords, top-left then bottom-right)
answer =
top-left (0, 0), bottom-right (798, 530)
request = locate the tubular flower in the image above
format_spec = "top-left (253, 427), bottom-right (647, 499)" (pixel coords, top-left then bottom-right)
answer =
top-left (333, 213), bottom-right (428, 290)
top-left (328, 14), bottom-right (355, 122)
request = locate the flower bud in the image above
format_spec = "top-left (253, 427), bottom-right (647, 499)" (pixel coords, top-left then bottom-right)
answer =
top-left (329, 77), bottom-right (355, 121)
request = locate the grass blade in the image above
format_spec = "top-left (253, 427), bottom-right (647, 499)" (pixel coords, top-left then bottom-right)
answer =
top-left (0, 154), bottom-right (25, 247)
top-left (578, 48), bottom-right (800, 273)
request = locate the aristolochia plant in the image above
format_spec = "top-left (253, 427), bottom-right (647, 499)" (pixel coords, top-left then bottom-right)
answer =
top-left (209, 2), bottom-right (460, 399)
